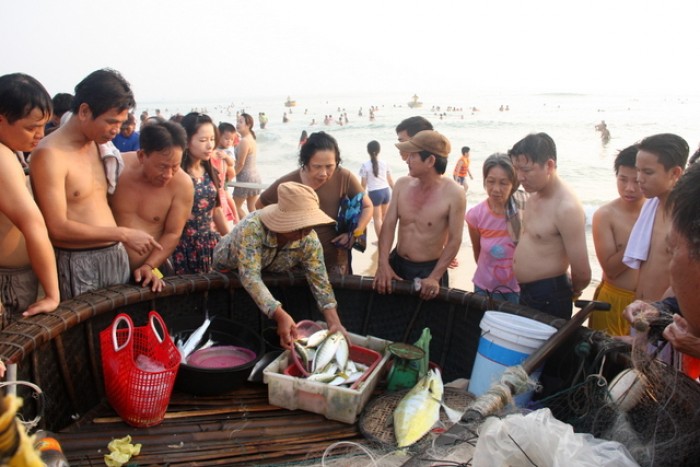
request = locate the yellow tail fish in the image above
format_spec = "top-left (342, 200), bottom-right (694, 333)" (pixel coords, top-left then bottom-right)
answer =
top-left (393, 368), bottom-right (443, 448)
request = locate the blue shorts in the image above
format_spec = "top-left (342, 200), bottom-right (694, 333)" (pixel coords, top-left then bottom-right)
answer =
top-left (368, 188), bottom-right (390, 206)
top-left (519, 274), bottom-right (573, 319)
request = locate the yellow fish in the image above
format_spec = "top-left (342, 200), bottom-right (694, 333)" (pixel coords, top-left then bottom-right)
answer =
top-left (393, 368), bottom-right (443, 448)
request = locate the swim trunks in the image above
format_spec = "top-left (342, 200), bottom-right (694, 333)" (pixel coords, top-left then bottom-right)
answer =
top-left (0, 266), bottom-right (38, 329)
top-left (55, 243), bottom-right (130, 300)
top-left (587, 280), bottom-right (635, 336)
top-left (389, 249), bottom-right (449, 288)
top-left (519, 274), bottom-right (573, 319)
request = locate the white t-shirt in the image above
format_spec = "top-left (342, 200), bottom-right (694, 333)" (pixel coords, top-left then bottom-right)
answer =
top-left (359, 160), bottom-right (391, 192)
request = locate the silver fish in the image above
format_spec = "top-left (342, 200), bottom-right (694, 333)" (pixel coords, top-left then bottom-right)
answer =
top-left (307, 372), bottom-right (338, 383)
top-left (328, 368), bottom-right (365, 386)
top-left (305, 329), bottom-right (329, 348)
top-left (307, 362), bottom-right (339, 383)
top-left (312, 332), bottom-right (343, 373)
top-left (180, 316), bottom-right (211, 363)
top-left (294, 341), bottom-right (312, 372)
top-left (334, 334), bottom-right (349, 371)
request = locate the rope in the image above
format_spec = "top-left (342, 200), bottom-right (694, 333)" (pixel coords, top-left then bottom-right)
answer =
top-left (321, 441), bottom-right (378, 467)
top-left (469, 366), bottom-right (533, 418)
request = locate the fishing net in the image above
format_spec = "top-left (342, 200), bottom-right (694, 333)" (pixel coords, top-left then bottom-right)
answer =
top-left (282, 306), bottom-right (700, 467)
top-left (535, 309), bottom-right (700, 467)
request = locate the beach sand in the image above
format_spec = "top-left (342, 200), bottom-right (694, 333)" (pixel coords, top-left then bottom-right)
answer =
top-left (351, 220), bottom-right (597, 309)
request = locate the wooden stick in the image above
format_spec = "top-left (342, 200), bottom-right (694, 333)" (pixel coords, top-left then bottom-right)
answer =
top-left (92, 403), bottom-right (280, 424)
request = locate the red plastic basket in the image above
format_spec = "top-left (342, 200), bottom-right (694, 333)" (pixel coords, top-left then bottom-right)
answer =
top-left (100, 311), bottom-right (180, 427)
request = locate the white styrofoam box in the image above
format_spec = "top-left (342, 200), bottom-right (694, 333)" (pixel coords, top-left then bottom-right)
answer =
top-left (263, 333), bottom-right (391, 424)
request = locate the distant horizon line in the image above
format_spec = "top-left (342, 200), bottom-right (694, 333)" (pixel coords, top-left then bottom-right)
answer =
top-left (136, 89), bottom-right (693, 107)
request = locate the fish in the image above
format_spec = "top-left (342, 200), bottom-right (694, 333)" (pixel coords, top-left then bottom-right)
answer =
top-left (248, 350), bottom-right (283, 383)
top-left (307, 372), bottom-right (338, 383)
top-left (179, 316), bottom-right (212, 363)
top-left (333, 334), bottom-right (349, 370)
top-left (393, 368), bottom-right (443, 448)
top-left (328, 368), bottom-right (365, 386)
top-left (307, 362), bottom-right (339, 383)
top-left (293, 330), bottom-right (365, 385)
top-left (312, 332), bottom-right (344, 373)
top-left (294, 341), bottom-right (311, 371)
top-left (305, 329), bottom-right (329, 348)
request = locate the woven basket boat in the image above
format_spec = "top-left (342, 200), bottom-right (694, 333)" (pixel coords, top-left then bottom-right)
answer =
top-left (0, 272), bottom-right (691, 466)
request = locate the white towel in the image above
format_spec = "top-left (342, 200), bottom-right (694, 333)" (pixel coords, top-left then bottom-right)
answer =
top-left (622, 197), bottom-right (659, 269)
top-left (100, 141), bottom-right (123, 195)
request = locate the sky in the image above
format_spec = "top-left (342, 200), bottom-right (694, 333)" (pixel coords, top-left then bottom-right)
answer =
top-left (2, 0), bottom-right (698, 103)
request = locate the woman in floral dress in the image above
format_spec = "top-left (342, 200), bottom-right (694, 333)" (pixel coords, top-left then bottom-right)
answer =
top-left (171, 113), bottom-right (230, 274)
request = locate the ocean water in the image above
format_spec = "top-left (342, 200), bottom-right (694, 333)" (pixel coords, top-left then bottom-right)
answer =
top-left (139, 91), bottom-right (700, 284)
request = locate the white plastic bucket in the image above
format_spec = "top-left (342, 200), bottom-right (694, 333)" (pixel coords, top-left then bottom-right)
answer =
top-left (468, 311), bottom-right (557, 405)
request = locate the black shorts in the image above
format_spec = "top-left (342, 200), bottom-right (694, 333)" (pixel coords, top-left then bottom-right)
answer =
top-left (519, 274), bottom-right (573, 319)
top-left (389, 249), bottom-right (449, 288)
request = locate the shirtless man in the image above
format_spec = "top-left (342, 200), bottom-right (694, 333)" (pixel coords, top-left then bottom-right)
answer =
top-left (623, 163), bottom-right (700, 360)
top-left (0, 73), bottom-right (60, 331)
top-left (374, 130), bottom-right (466, 300)
top-left (30, 69), bottom-right (161, 300)
top-left (589, 145), bottom-right (644, 335)
top-left (623, 133), bottom-right (688, 301)
top-left (509, 132), bottom-right (591, 319)
top-left (395, 117), bottom-right (461, 268)
top-left (110, 120), bottom-right (194, 292)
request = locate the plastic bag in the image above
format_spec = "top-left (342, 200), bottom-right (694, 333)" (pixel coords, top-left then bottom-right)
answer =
top-left (472, 408), bottom-right (638, 467)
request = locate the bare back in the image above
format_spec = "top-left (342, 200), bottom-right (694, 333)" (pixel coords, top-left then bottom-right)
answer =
top-left (636, 207), bottom-right (672, 300)
top-left (514, 178), bottom-right (590, 290)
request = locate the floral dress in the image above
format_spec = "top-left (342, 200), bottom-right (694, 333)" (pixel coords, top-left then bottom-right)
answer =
top-left (171, 171), bottom-right (221, 274)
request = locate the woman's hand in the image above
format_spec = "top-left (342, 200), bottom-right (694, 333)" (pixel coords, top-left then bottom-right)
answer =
top-left (321, 307), bottom-right (349, 341)
top-left (273, 307), bottom-right (298, 350)
top-left (327, 322), bottom-right (348, 339)
top-left (331, 232), bottom-right (354, 250)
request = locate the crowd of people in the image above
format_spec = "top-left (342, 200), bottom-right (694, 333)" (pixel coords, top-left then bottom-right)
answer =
top-left (1, 67), bottom-right (700, 377)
